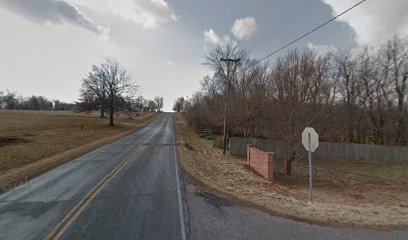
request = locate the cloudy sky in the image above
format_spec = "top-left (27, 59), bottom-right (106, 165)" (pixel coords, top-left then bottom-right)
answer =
top-left (1, 0), bottom-right (407, 111)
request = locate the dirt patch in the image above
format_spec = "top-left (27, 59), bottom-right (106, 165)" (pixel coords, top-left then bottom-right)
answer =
top-left (0, 137), bottom-right (29, 147)
top-left (177, 141), bottom-right (196, 151)
top-left (174, 113), bottom-right (408, 229)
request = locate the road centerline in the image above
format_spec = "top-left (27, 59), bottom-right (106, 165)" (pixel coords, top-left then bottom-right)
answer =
top-left (44, 133), bottom-right (156, 240)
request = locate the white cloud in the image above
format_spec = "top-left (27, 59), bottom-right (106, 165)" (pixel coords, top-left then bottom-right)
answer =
top-left (0, 0), bottom-right (178, 36)
top-left (231, 17), bottom-right (257, 40)
top-left (0, 0), bottom-right (107, 34)
top-left (307, 43), bottom-right (338, 56)
top-left (203, 29), bottom-right (232, 45)
top-left (322, 0), bottom-right (408, 46)
top-left (0, 7), bottom-right (107, 103)
top-left (167, 60), bottom-right (175, 65)
top-left (67, 0), bottom-right (178, 29)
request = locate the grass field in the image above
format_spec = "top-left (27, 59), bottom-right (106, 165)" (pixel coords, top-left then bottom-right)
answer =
top-left (0, 110), bottom-right (158, 191)
top-left (174, 113), bottom-right (408, 229)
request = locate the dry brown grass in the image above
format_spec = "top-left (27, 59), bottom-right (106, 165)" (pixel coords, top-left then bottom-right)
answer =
top-left (0, 110), bottom-right (158, 191)
top-left (174, 113), bottom-right (408, 229)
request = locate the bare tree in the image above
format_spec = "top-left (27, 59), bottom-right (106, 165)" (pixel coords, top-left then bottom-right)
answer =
top-left (102, 60), bottom-right (135, 126)
top-left (204, 42), bottom-right (249, 153)
top-left (81, 64), bottom-right (108, 118)
top-left (2, 91), bottom-right (18, 109)
top-left (333, 49), bottom-right (363, 142)
top-left (80, 59), bottom-right (135, 126)
top-left (181, 35), bottom-right (408, 177)
top-left (147, 100), bottom-right (157, 112)
top-left (379, 36), bottom-right (408, 144)
top-left (271, 48), bottom-right (332, 175)
top-left (173, 97), bottom-right (185, 112)
top-left (154, 96), bottom-right (164, 112)
top-left (135, 96), bottom-right (144, 112)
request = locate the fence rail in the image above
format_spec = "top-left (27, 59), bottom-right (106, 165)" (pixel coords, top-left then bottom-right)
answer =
top-left (229, 137), bottom-right (408, 162)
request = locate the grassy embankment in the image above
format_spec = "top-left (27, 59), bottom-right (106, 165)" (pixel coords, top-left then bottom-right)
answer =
top-left (174, 113), bottom-right (408, 229)
top-left (0, 110), bottom-right (158, 192)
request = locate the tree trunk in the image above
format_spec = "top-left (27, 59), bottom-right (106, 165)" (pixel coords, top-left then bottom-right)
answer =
top-left (286, 158), bottom-right (292, 176)
top-left (109, 97), bottom-right (114, 127)
top-left (286, 150), bottom-right (296, 175)
top-left (109, 110), bottom-right (114, 126)
top-left (100, 104), bottom-right (106, 118)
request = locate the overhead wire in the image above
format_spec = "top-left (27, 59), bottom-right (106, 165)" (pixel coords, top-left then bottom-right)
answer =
top-left (264, 0), bottom-right (314, 38)
top-left (257, 0), bottom-right (368, 62)
top-left (255, 0), bottom-right (274, 19)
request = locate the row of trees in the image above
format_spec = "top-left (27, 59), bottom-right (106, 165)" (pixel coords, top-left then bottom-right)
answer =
top-left (181, 36), bottom-right (408, 175)
top-left (0, 88), bottom-right (163, 115)
top-left (0, 91), bottom-right (75, 110)
top-left (2, 60), bottom-right (164, 127)
top-left (78, 59), bottom-right (164, 126)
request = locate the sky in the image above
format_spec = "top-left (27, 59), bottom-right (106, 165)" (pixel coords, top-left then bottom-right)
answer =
top-left (0, 0), bottom-right (407, 111)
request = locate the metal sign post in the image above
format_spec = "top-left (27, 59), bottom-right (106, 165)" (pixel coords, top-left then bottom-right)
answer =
top-left (308, 133), bottom-right (314, 205)
top-left (302, 127), bottom-right (319, 206)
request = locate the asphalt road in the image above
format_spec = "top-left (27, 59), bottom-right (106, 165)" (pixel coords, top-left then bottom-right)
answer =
top-left (0, 113), bottom-right (406, 240)
top-left (0, 113), bottom-right (186, 240)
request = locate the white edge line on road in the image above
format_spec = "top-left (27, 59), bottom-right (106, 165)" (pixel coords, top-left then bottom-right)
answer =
top-left (172, 117), bottom-right (187, 240)
top-left (174, 145), bottom-right (187, 240)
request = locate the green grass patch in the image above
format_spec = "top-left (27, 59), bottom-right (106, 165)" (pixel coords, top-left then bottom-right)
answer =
top-left (198, 132), bottom-right (216, 140)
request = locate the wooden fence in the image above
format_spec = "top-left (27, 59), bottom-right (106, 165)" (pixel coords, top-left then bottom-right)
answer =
top-left (229, 137), bottom-right (408, 162)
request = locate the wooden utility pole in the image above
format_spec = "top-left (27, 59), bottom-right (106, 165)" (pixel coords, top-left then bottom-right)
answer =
top-left (220, 58), bottom-right (240, 154)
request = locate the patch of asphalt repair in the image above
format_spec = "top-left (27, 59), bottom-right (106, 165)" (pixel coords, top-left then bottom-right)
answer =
top-left (195, 191), bottom-right (233, 209)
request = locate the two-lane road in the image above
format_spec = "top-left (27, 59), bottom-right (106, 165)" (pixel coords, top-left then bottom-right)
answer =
top-left (0, 113), bottom-right (186, 240)
top-left (0, 113), bottom-right (407, 240)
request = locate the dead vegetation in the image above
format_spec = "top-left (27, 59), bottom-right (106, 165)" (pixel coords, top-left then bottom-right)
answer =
top-left (0, 110), bottom-right (158, 191)
top-left (182, 37), bottom-right (408, 176)
top-left (174, 113), bottom-right (408, 229)
top-left (0, 137), bottom-right (29, 147)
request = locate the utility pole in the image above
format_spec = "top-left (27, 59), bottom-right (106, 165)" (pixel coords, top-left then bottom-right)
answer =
top-left (219, 58), bottom-right (240, 155)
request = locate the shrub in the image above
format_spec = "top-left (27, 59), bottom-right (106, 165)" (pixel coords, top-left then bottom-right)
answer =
top-left (213, 139), bottom-right (228, 149)
top-left (205, 134), bottom-right (216, 140)
top-left (198, 132), bottom-right (216, 140)
top-left (198, 132), bottom-right (209, 138)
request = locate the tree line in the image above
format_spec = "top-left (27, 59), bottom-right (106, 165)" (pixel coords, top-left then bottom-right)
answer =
top-left (1, 59), bottom-right (164, 127)
top-left (0, 91), bottom-right (75, 110)
top-left (178, 36), bottom-right (408, 175)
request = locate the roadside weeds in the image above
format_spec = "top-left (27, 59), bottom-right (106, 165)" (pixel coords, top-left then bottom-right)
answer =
top-left (174, 113), bottom-right (408, 229)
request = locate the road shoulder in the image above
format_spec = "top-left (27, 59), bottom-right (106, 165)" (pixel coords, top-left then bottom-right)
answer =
top-left (174, 113), bottom-right (408, 230)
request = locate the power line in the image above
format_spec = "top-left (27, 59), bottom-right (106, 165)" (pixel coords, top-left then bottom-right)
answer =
top-left (255, 0), bottom-right (273, 19)
top-left (258, 0), bottom-right (368, 62)
top-left (266, 0), bottom-right (314, 37)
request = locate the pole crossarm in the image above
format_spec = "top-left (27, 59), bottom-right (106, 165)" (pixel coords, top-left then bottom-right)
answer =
top-left (220, 58), bottom-right (241, 63)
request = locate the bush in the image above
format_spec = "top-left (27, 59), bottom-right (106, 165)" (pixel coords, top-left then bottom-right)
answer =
top-left (198, 132), bottom-right (215, 140)
top-left (205, 134), bottom-right (216, 140)
top-left (198, 132), bottom-right (208, 138)
top-left (213, 139), bottom-right (228, 149)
